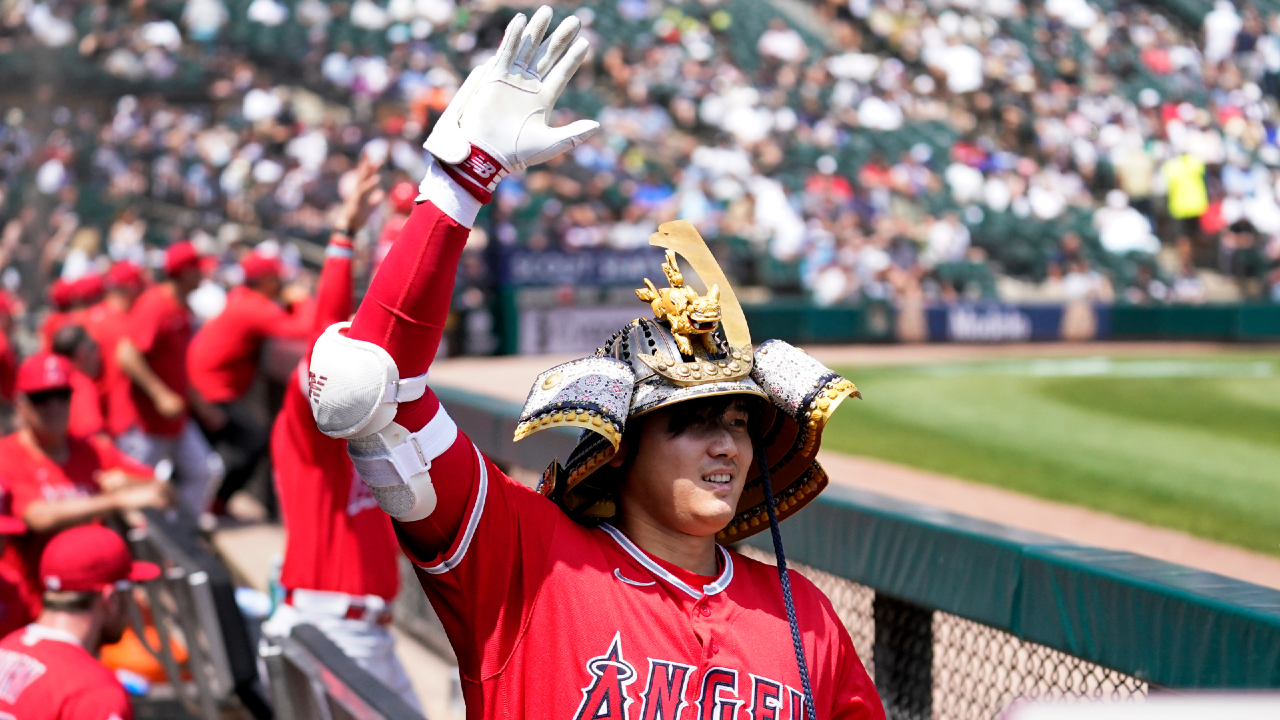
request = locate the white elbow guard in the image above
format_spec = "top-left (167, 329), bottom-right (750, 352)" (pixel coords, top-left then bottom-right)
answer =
top-left (308, 322), bottom-right (430, 439)
top-left (308, 322), bottom-right (455, 521)
top-left (346, 410), bottom-right (457, 522)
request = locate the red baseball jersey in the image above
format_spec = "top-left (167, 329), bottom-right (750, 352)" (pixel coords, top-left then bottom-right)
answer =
top-left (0, 432), bottom-right (151, 605)
top-left (341, 193), bottom-right (884, 720)
top-left (68, 369), bottom-right (104, 439)
top-left (273, 235), bottom-right (400, 600)
top-left (82, 301), bottom-right (134, 437)
top-left (0, 624), bottom-right (133, 720)
top-left (188, 286), bottom-right (312, 404)
top-left (122, 285), bottom-right (192, 437)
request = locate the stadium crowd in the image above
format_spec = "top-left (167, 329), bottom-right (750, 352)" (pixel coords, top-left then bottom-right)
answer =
top-left (1, 0), bottom-right (1280, 314)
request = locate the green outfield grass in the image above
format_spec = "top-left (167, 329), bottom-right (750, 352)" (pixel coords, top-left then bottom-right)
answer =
top-left (824, 353), bottom-right (1280, 557)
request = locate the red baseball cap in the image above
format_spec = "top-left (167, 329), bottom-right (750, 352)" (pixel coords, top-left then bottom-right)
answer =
top-left (40, 525), bottom-right (160, 593)
top-left (69, 273), bottom-right (105, 307)
top-left (390, 181), bottom-right (417, 214)
top-left (164, 241), bottom-right (203, 278)
top-left (240, 251), bottom-right (282, 283)
top-left (105, 262), bottom-right (146, 292)
top-left (15, 352), bottom-right (74, 395)
top-left (49, 278), bottom-right (73, 311)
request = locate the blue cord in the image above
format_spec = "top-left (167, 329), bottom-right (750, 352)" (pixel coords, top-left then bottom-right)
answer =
top-left (758, 449), bottom-right (819, 720)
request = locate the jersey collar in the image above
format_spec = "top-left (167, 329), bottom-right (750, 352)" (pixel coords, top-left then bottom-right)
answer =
top-left (22, 623), bottom-right (85, 648)
top-left (600, 524), bottom-right (734, 599)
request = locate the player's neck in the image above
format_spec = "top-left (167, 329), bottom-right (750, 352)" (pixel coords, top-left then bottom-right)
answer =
top-left (33, 611), bottom-right (99, 653)
top-left (616, 513), bottom-right (719, 577)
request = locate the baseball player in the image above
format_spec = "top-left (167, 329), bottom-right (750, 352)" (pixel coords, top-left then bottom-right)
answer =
top-left (0, 524), bottom-right (161, 720)
top-left (50, 324), bottom-right (106, 439)
top-left (114, 241), bottom-right (220, 516)
top-left (0, 352), bottom-right (168, 607)
top-left (307, 9), bottom-right (883, 720)
top-left (82, 262), bottom-right (147, 441)
top-left (188, 247), bottom-right (311, 514)
top-left (263, 156), bottom-right (420, 710)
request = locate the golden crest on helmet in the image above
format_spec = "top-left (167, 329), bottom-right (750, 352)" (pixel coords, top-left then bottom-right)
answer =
top-left (635, 249), bottom-right (723, 357)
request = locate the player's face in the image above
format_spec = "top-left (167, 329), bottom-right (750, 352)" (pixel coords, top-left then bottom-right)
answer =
top-left (620, 399), bottom-right (754, 538)
top-left (17, 390), bottom-right (71, 441)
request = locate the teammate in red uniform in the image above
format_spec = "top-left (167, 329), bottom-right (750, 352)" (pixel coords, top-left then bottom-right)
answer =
top-left (188, 248), bottom-right (312, 514)
top-left (308, 12), bottom-right (884, 720)
top-left (263, 156), bottom-right (419, 709)
top-left (83, 262), bottom-right (147, 439)
top-left (0, 524), bottom-right (161, 720)
top-left (0, 353), bottom-right (169, 606)
top-left (50, 325), bottom-right (106, 439)
top-left (114, 242), bottom-right (220, 516)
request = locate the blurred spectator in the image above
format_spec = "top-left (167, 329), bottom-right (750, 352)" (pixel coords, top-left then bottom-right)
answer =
top-left (1095, 190), bottom-right (1160, 255)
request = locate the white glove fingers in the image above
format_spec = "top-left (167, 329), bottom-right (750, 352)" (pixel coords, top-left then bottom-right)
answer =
top-left (513, 6), bottom-right (553, 73)
top-left (532, 15), bottom-right (581, 79)
top-left (520, 119), bottom-right (601, 169)
top-left (492, 12), bottom-right (528, 75)
top-left (542, 36), bottom-right (590, 102)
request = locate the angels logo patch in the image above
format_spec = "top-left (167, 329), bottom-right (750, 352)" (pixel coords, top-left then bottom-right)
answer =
top-left (573, 635), bottom-right (807, 720)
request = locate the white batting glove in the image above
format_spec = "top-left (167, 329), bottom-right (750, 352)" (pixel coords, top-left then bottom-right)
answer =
top-left (424, 6), bottom-right (599, 203)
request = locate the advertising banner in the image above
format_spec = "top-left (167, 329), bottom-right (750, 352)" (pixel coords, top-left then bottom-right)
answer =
top-left (926, 303), bottom-right (1112, 342)
top-left (501, 248), bottom-right (665, 287)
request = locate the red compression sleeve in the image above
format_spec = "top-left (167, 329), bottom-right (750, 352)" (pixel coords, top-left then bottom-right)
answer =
top-left (345, 201), bottom-right (470, 432)
top-left (312, 234), bottom-right (355, 338)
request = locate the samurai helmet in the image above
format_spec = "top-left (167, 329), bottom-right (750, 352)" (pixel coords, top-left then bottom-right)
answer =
top-left (514, 221), bottom-right (859, 542)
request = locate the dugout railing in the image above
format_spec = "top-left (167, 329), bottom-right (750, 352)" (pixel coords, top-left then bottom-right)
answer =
top-left (125, 507), bottom-right (272, 720)
top-left (261, 624), bottom-right (423, 720)
top-left (433, 384), bottom-right (1280, 720)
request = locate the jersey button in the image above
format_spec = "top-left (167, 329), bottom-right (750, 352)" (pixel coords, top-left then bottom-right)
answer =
top-left (709, 640), bottom-right (720, 655)
top-left (699, 604), bottom-right (712, 617)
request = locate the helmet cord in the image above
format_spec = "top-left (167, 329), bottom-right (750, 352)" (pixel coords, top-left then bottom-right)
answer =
top-left (758, 450), bottom-right (818, 720)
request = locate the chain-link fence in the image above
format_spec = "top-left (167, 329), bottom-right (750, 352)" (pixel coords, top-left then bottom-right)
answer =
top-left (735, 546), bottom-right (1149, 720)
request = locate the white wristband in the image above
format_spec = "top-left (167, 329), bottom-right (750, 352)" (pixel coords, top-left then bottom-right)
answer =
top-left (417, 158), bottom-right (482, 228)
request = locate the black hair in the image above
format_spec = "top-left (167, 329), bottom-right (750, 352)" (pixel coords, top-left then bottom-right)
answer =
top-left (50, 324), bottom-right (91, 358)
top-left (660, 395), bottom-right (763, 438)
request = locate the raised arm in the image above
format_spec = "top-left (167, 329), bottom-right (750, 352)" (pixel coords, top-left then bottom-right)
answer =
top-left (307, 7), bottom-right (597, 558)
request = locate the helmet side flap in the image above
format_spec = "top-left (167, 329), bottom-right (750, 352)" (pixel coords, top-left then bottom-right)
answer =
top-left (513, 357), bottom-right (635, 452)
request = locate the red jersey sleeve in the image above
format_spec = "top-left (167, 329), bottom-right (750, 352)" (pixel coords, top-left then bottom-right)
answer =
top-left (88, 435), bottom-right (154, 481)
top-left (126, 291), bottom-right (163, 354)
top-left (344, 182), bottom-right (479, 559)
top-left (253, 297), bottom-right (313, 340)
